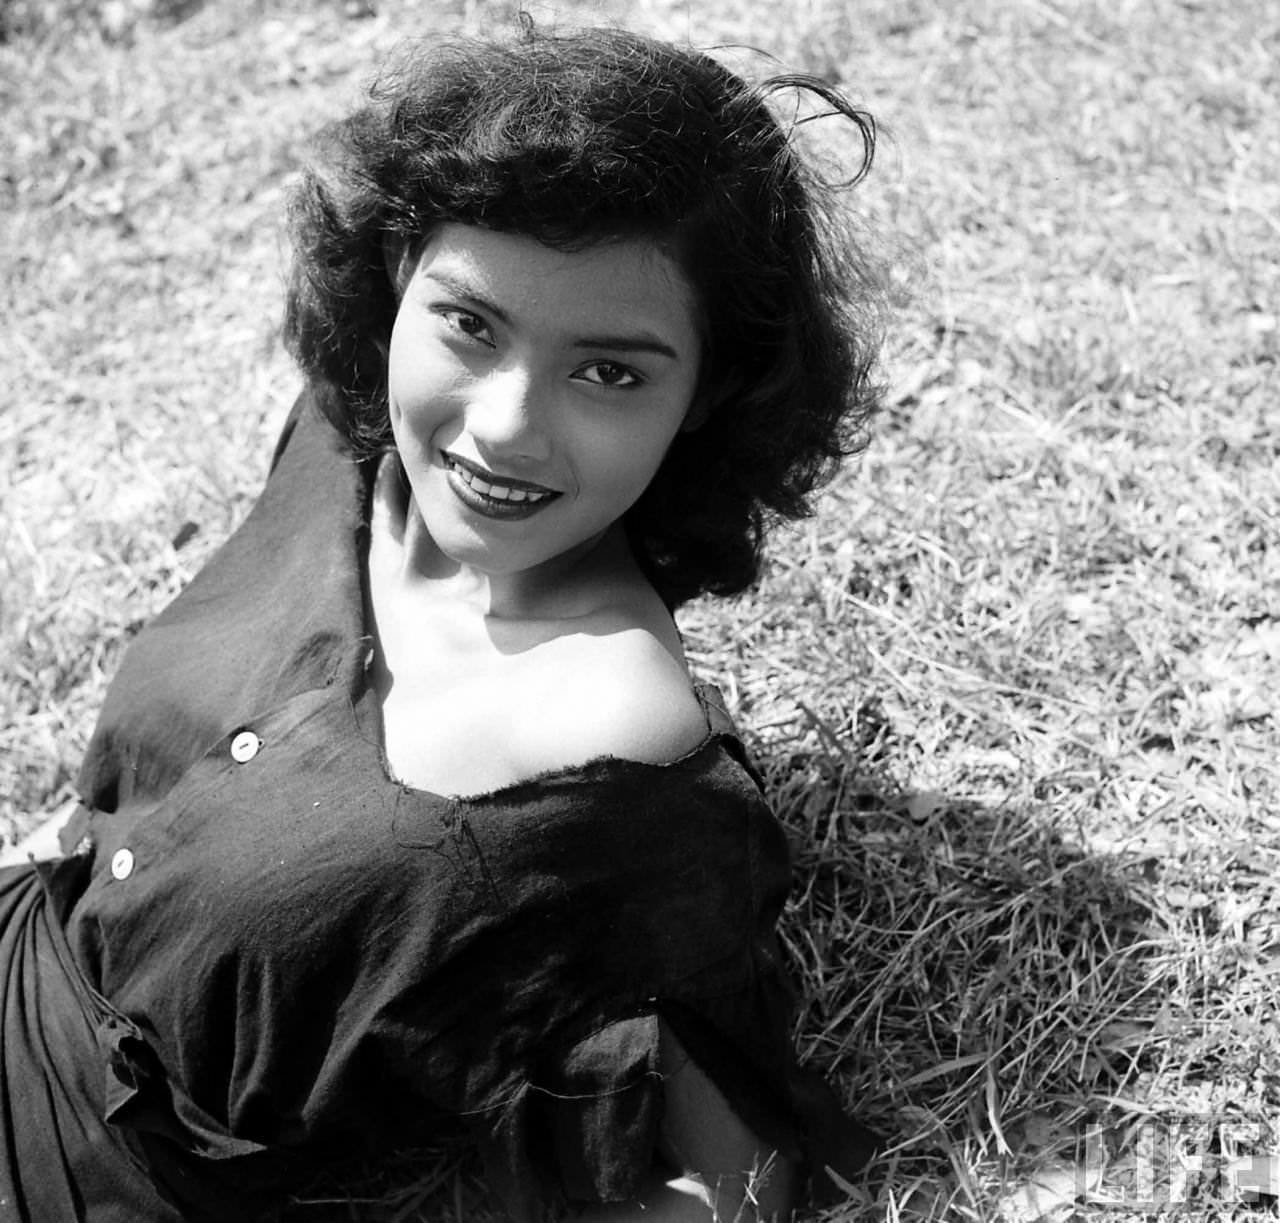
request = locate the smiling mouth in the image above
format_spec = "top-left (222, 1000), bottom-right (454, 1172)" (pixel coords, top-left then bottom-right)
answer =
top-left (442, 453), bottom-right (560, 516)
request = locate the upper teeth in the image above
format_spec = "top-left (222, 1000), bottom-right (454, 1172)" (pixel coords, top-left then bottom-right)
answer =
top-left (450, 460), bottom-right (552, 504)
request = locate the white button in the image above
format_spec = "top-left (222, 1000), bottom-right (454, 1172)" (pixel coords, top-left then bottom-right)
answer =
top-left (111, 848), bottom-right (134, 880)
top-left (230, 731), bottom-right (261, 763)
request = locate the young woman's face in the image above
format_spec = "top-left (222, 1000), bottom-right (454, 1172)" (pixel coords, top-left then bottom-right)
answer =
top-left (386, 224), bottom-right (702, 586)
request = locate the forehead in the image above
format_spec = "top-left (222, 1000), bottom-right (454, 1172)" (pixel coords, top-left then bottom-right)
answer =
top-left (409, 223), bottom-right (701, 340)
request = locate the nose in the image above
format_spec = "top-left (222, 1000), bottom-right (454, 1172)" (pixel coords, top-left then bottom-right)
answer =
top-left (466, 363), bottom-right (552, 464)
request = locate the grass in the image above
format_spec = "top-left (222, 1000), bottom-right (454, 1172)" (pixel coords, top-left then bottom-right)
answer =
top-left (2, 0), bottom-right (1278, 1218)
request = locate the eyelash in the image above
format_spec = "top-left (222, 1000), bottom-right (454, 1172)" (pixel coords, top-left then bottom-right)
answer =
top-left (438, 308), bottom-right (495, 346)
top-left (573, 361), bottom-right (644, 390)
top-left (437, 308), bottom-right (645, 390)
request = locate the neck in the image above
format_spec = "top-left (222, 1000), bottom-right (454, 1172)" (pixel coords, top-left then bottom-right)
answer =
top-left (397, 502), bottom-right (634, 622)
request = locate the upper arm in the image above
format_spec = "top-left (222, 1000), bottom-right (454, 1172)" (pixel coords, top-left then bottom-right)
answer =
top-left (656, 1022), bottom-right (795, 1219)
top-left (574, 1023), bottom-right (795, 1222)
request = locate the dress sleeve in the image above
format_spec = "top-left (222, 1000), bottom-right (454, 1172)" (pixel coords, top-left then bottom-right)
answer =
top-left (447, 749), bottom-right (880, 1218)
top-left (480, 989), bottom-right (878, 1218)
top-left (538, 1014), bottom-right (664, 1203)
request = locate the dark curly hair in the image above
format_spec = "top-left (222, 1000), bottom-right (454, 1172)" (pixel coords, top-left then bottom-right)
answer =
top-left (284, 24), bottom-right (883, 607)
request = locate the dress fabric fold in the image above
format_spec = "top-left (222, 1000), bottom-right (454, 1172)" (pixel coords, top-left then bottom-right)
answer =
top-left (0, 389), bottom-right (878, 1221)
top-left (0, 861), bottom-right (182, 1223)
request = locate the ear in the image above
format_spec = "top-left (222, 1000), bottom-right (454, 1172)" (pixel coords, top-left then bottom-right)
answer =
top-left (384, 233), bottom-right (418, 300)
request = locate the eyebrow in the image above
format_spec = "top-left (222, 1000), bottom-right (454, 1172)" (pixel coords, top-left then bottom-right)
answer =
top-left (571, 335), bottom-right (680, 360)
top-left (422, 271), bottom-right (683, 362)
top-left (421, 272), bottom-right (511, 326)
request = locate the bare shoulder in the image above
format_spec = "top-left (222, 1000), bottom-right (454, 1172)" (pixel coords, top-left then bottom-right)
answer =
top-left (582, 625), bottom-right (711, 763)
top-left (521, 621), bottom-right (711, 772)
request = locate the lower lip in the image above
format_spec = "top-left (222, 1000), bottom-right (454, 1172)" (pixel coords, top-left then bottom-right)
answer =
top-left (445, 466), bottom-right (559, 522)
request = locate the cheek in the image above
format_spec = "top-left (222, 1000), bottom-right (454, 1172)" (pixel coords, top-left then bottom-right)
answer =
top-left (591, 418), bottom-right (684, 497)
top-left (386, 327), bottom-right (457, 436)
top-left (385, 318), bottom-right (415, 431)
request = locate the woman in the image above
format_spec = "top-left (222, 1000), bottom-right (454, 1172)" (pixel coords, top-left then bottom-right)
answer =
top-left (1, 25), bottom-right (884, 1222)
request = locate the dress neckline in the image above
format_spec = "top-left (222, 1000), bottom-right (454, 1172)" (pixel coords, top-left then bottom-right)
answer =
top-left (349, 667), bottom-right (740, 807)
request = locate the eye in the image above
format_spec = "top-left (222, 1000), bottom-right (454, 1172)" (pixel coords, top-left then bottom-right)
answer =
top-left (438, 308), bottom-right (495, 347)
top-left (574, 361), bottom-right (644, 389)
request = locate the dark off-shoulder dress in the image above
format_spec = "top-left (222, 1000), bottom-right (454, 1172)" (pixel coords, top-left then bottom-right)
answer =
top-left (0, 392), bottom-right (877, 1222)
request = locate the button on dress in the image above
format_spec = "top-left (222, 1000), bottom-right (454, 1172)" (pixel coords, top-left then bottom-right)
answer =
top-left (0, 390), bottom-right (877, 1221)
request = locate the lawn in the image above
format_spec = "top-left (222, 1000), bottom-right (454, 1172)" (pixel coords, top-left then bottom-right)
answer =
top-left (2, 0), bottom-right (1277, 1218)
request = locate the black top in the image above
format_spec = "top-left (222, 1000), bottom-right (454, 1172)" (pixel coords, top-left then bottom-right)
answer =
top-left (1, 391), bottom-right (876, 1222)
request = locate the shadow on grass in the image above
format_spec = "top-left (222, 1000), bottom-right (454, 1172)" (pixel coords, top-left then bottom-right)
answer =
top-left (762, 742), bottom-right (1174, 1218)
